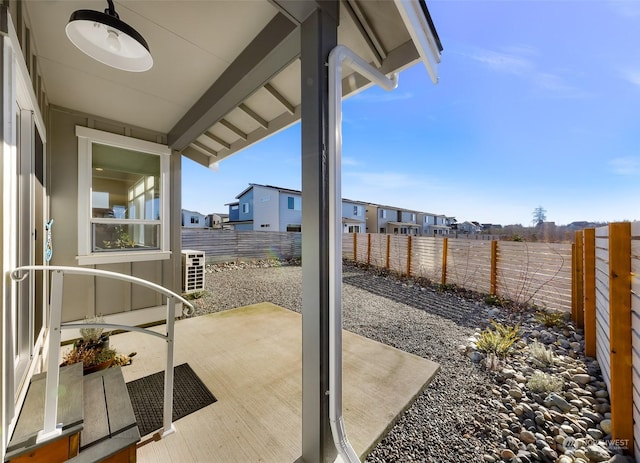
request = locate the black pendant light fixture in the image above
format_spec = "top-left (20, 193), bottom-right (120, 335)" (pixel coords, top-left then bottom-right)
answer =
top-left (66, 0), bottom-right (153, 72)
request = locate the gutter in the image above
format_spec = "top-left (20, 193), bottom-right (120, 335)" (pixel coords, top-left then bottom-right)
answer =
top-left (394, 0), bottom-right (443, 83)
top-left (327, 45), bottom-right (398, 463)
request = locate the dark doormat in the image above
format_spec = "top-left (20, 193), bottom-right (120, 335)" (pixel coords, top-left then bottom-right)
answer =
top-left (126, 363), bottom-right (217, 437)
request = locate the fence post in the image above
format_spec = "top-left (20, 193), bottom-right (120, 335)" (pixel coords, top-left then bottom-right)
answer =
top-left (571, 243), bottom-right (577, 324)
top-left (367, 233), bottom-right (371, 266)
top-left (406, 235), bottom-right (412, 277)
top-left (386, 234), bottom-right (391, 270)
top-left (441, 237), bottom-right (448, 285)
top-left (490, 240), bottom-right (498, 295)
top-left (574, 231), bottom-right (584, 329)
top-left (353, 232), bottom-right (357, 262)
top-left (607, 222), bottom-right (633, 449)
top-left (583, 228), bottom-right (596, 358)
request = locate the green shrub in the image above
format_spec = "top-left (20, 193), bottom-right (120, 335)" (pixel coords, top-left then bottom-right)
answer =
top-left (183, 290), bottom-right (207, 300)
top-left (534, 308), bottom-right (566, 328)
top-left (437, 283), bottom-right (457, 293)
top-left (484, 294), bottom-right (511, 308)
top-left (527, 371), bottom-right (563, 393)
top-left (475, 321), bottom-right (520, 358)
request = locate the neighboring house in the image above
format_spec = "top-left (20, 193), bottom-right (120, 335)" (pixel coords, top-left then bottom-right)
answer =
top-left (227, 184), bottom-right (303, 232)
top-left (226, 186), bottom-right (372, 234)
top-left (205, 213), bottom-right (229, 229)
top-left (182, 209), bottom-right (206, 228)
top-left (341, 199), bottom-right (367, 233)
top-left (457, 221), bottom-right (484, 234)
top-left (226, 201), bottom-right (240, 223)
top-left (419, 212), bottom-right (451, 236)
top-left (365, 204), bottom-right (420, 235)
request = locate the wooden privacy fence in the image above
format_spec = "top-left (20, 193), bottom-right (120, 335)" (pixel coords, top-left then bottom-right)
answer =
top-left (575, 222), bottom-right (638, 460)
top-left (347, 233), bottom-right (573, 312)
top-left (181, 229), bottom-right (301, 263)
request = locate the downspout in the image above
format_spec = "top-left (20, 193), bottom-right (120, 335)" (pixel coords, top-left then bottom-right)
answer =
top-left (327, 45), bottom-right (398, 463)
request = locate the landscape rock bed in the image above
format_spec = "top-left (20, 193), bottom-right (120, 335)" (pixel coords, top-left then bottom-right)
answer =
top-left (192, 260), bottom-right (632, 463)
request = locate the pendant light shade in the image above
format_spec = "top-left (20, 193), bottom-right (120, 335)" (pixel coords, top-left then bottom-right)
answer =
top-left (66, 0), bottom-right (152, 72)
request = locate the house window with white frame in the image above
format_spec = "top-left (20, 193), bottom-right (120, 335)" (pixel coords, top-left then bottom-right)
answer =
top-left (353, 205), bottom-right (361, 216)
top-left (379, 209), bottom-right (386, 219)
top-left (190, 216), bottom-right (199, 224)
top-left (76, 126), bottom-right (171, 265)
top-left (287, 196), bottom-right (302, 211)
top-left (242, 202), bottom-right (250, 214)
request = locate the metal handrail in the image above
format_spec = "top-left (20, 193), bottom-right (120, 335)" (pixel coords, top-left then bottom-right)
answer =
top-left (10, 265), bottom-right (194, 443)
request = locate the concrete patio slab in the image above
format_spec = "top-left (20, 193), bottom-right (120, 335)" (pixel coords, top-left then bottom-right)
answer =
top-left (110, 303), bottom-right (439, 462)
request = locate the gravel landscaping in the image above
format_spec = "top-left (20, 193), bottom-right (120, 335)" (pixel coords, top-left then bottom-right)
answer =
top-left (189, 260), bottom-right (632, 463)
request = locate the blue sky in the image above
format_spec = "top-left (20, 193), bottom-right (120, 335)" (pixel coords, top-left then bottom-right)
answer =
top-left (182, 0), bottom-right (640, 226)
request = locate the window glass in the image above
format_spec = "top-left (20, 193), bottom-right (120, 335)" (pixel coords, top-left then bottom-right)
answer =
top-left (91, 143), bottom-right (160, 252)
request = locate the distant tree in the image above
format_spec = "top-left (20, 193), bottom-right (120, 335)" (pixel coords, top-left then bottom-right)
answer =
top-left (532, 206), bottom-right (547, 226)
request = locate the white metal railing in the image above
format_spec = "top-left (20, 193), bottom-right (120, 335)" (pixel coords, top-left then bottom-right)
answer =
top-left (10, 265), bottom-right (194, 443)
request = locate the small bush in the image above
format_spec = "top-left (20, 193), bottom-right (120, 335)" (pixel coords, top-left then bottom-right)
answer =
top-left (529, 340), bottom-right (554, 365)
top-left (183, 290), bottom-right (207, 300)
top-left (437, 283), bottom-right (457, 293)
top-left (527, 371), bottom-right (563, 393)
top-left (484, 294), bottom-right (511, 308)
top-left (534, 308), bottom-right (566, 328)
top-left (475, 321), bottom-right (521, 358)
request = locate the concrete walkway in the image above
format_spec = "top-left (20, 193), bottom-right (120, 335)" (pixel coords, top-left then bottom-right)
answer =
top-left (111, 302), bottom-right (439, 462)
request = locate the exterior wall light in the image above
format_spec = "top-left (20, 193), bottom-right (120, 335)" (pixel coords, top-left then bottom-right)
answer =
top-left (66, 0), bottom-right (152, 72)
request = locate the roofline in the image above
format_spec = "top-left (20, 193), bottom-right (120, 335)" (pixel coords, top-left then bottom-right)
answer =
top-left (419, 0), bottom-right (443, 52)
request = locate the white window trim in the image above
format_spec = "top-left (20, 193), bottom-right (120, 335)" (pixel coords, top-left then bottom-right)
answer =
top-left (76, 126), bottom-right (171, 265)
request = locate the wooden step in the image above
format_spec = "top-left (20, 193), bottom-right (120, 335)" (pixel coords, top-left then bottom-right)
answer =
top-left (67, 367), bottom-right (140, 463)
top-left (5, 363), bottom-right (84, 463)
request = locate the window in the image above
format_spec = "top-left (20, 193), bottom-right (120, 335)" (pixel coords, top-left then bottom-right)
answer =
top-left (231, 205), bottom-right (239, 211)
top-left (411, 213), bottom-right (416, 222)
top-left (76, 126), bottom-right (170, 264)
top-left (348, 225), bottom-right (361, 233)
top-left (287, 224), bottom-right (302, 232)
top-left (379, 209), bottom-right (387, 219)
top-left (287, 196), bottom-right (301, 211)
top-left (242, 202), bottom-right (250, 214)
top-left (353, 205), bottom-right (361, 216)
top-left (260, 224), bottom-right (271, 228)
top-left (190, 216), bottom-right (199, 224)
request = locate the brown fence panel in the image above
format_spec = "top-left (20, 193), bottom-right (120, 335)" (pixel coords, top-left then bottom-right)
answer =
top-left (631, 222), bottom-right (640, 461)
top-left (181, 229), bottom-right (302, 263)
top-left (594, 226), bottom-right (612, 393)
top-left (446, 239), bottom-right (492, 293)
top-left (388, 235), bottom-right (409, 275)
top-left (365, 233), bottom-right (387, 269)
top-left (342, 233), bottom-right (355, 260)
top-left (496, 241), bottom-right (572, 312)
top-left (410, 236), bottom-right (444, 282)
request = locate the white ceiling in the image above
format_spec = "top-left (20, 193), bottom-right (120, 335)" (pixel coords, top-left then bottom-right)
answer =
top-left (23, 0), bottom-right (441, 168)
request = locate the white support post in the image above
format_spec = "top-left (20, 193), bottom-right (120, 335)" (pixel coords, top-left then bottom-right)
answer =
top-left (37, 270), bottom-right (64, 442)
top-left (162, 295), bottom-right (176, 437)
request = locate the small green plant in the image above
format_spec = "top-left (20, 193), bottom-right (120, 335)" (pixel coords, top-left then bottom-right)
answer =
top-left (534, 308), bottom-right (566, 328)
top-left (475, 321), bottom-right (521, 358)
top-left (183, 290), bottom-right (207, 300)
top-left (529, 340), bottom-right (554, 365)
top-left (484, 294), bottom-right (511, 308)
top-left (437, 283), bottom-right (457, 293)
top-left (103, 225), bottom-right (136, 249)
top-left (527, 371), bottom-right (563, 393)
top-left (79, 315), bottom-right (107, 344)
